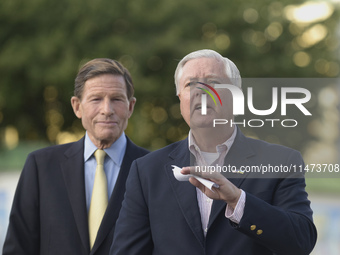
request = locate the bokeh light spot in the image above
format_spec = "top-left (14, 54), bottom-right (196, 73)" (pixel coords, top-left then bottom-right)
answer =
top-left (4, 126), bottom-right (19, 150)
top-left (215, 34), bottom-right (230, 50)
top-left (293, 51), bottom-right (311, 67)
top-left (243, 8), bottom-right (259, 24)
top-left (151, 107), bottom-right (168, 124)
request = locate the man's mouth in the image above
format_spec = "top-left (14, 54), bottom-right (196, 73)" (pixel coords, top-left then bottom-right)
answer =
top-left (97, 120), bottom-right (117, 125)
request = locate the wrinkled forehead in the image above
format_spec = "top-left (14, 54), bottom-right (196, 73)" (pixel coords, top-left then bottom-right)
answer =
top-left (180, 57), bottom-right (230, 85)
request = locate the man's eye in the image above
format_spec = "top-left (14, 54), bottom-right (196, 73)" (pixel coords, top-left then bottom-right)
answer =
top-left (185, 82), bottom-right (196, 87)
top-left (208, 81), bottom-right (220, 86)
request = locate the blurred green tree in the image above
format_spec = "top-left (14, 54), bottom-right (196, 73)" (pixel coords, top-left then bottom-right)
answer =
top-left (0, 0), bottom-right (339, 152)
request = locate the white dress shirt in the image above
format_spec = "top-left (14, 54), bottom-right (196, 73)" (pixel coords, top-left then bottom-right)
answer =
top-left (188, 127), bottom-right (246, 236)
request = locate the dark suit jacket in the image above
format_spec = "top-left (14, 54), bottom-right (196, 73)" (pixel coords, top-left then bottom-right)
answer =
top-left (3, 136), bottom-right (148, 255)
top-left (111, 129), bottom-right (317, 255)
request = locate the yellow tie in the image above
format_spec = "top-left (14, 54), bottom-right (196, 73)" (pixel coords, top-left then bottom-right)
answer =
top-left (89, 149), bottom-right (108, 249)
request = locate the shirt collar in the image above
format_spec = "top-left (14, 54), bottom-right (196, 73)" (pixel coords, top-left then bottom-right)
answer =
top-left (84, 132), bottom-right (127, 166)
top-left (188, 127), bottom-right (237, 155)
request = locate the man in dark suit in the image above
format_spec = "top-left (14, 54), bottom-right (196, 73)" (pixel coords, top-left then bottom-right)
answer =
top-left (3, 58), bottom-right (149, 255)
top-left (110, 50), bottom-right (317, 255)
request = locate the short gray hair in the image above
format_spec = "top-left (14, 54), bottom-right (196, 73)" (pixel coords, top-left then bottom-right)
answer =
top-left (174, 49), bottom-right (241, 95)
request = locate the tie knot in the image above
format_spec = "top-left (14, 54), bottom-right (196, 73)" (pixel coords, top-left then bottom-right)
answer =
top-left (94, 149), bottom-right (106, 165)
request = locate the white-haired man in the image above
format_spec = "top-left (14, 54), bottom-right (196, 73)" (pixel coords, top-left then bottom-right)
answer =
top-left (110, 49), bottom-right (317, 255)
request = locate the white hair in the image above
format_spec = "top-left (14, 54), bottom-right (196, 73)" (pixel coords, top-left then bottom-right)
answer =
top-left (174, 49), bottom-right (241, 95)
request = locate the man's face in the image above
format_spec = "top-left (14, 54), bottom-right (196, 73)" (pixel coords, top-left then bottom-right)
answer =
top-left (178, 57), bottom-right (234, 129)
top-left (71, 74), bottom-right (136, 148)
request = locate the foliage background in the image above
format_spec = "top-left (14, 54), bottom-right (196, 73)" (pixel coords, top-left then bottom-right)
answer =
top-left (0, 0), bottom-right (339, 168)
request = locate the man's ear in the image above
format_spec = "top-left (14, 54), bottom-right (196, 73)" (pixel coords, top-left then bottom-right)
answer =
top-left (71, 96), bottom-right (82, 119)
top-left (127, 97), bottom-right (137, 118)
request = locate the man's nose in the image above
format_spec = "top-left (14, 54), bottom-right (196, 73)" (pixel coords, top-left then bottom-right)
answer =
top-left (101, 98), bottom-right (114, 115)
top-left (191, 84), bottom-right (204, 97)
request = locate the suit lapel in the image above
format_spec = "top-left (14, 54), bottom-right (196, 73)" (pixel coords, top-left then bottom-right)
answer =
top-left (60, 138), bottom-right (90, 253)
top-left (91, 138), bottom-right (137, 253)
top-left (165, 139), bottom-right (205, 248)
top-left (165, 133), bottom-right (255, 244)
top-left (208, 128), bottom-right (255, 228)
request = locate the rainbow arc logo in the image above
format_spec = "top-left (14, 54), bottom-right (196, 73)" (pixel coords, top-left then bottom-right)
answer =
top-left (196, 82), bottom-right (222, 115)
